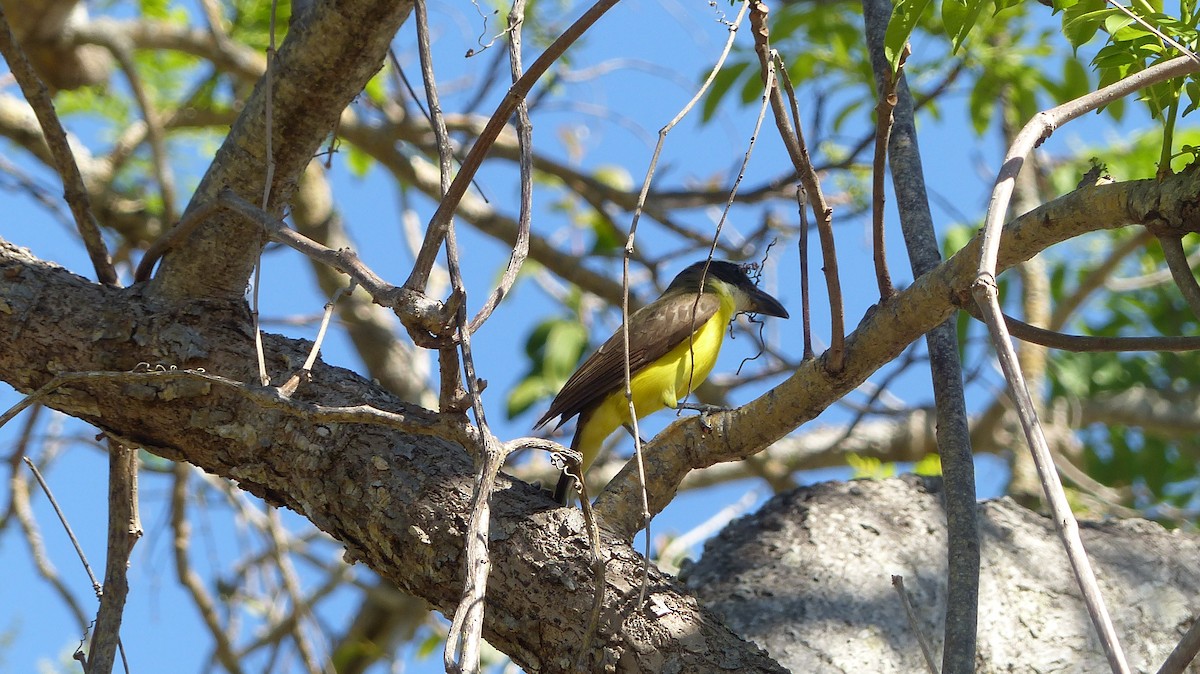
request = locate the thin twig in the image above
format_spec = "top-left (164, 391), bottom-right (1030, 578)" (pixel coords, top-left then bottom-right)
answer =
top-left (1156, 233), bottom-right (1200, 320)
top-left (749, 1), bottom-right (844, 371)
top-left (250, 0), bottom-right (282, 387)
top-left (171, 464), bottom-right (246, 674)
top-left (411, 1), bottom-right (504, 670)
top-left (404, 0), bottom-right (622, 292)
top-left (1052, 230), bottom-right (1151, 329)
top-left (891, 575), bottom-right (940, 674)
top-left (135, 200), bottom-right (221, 282)
top-left (624, 0), bottom-right (750, 255)
top-left (235, 564), bottom-right (350, 659)
top-left (965, 306), bottom-right (1200, 351)
top-left (973, 281), bottom-right (1131, 674)
top-left (265, 508), bottom-right (332, 673)
top-left (574, 477), bottom-right (608, 673)
top-left (656, 489), bottom-right (758, 574)
top-left (387, 49), bottom-right (490, 203)
top-left (675, 26), bottom-right (776, 435)
top-left (215, 189), bottom-right (452, 340)
top-left (22, 456), bottom-right (101, 597)
top-left (7, 407), bottom-right (90, 631)
top-left (413, 0), bottom-right (466, 416)
top-left (973, 55), bottom-right (1200, 674)
top-left (797, 187), bottom-right (814, 360)
top-left (617, 251), bottom-right (652, 605)
top-left (0, 6), bottom-right (118, 285)
top-left (860, 1), bottom-right (980, 668)
top-left (976, 56), bottom-right (1199, 280)
top-left (871, 49), bottom-right (905, 300)
top-left (703, 35), bottom-right (773, 267)
top-left (1156, 613), bottom-right (1200, 674)
top-left (1104, 0), bottom-right (1200, 65)
top-left (93, 32), bottom-right (178, 223)
top-left (87, 439), bottom-right (141, 674)
top-left (462, 0), bottom-right (534, 334)
top-left (613, 2), bottom-right (752, 606)
top-left (278, 279), bottom-right (358, 397)
top-left (1106, 242), bottom-right (1200, 291)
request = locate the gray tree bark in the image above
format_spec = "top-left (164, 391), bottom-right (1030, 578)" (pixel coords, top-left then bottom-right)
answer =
top-left (687, 476), bottom-right (1200, 673)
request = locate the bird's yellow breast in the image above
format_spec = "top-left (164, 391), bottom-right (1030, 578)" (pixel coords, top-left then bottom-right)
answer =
top-left (574, 291), bottom-right (736, 469)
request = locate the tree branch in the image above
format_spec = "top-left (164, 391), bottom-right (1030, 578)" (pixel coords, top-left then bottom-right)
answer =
top-left (147, 0), bottom-right (414, 302)
top-left (593, 171), bottom-right (1200, 537)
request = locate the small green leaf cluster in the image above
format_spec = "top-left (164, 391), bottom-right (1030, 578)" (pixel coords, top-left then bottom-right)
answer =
top-left (507, 309), bottom-right (590, 419)
top-left (1057, 0), bottom-right (1200, 119)
top-left (702, 2), bottom-right (873, 127)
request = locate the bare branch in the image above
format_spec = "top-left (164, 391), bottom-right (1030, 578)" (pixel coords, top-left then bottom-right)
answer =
top-left (1157, 233), bottom-right (1200, 320)
top-left (1156, 612), bottom-right (1200, 674)
top-left (860, 1), bottom-right (980, 669)
top-left (0, 5), bottom-right (117, 285)
top-left (87, 439), bottom-right (141, 674)
top-left (404, 0), bottom-right (621, 291)
top-left (594, 171), bottom-right (1198, 537)
top-left (171, 464), bottom-right (245, 674)
top-left (147, 0), bottom-right (414, 302)
top-left (891, 575), bottom-right (940, 674)
top-left (870, 49), bottom-right (904, 300)
top-left (748, 0), bottom-right (844, 371)
top-left (5, 407), bottom-right (90, 631)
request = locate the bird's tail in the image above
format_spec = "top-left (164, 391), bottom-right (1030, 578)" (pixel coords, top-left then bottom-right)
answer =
top-left (554, 414), bottom-right (589, 505)
top-left (553, 472), bottom-right (575, 505)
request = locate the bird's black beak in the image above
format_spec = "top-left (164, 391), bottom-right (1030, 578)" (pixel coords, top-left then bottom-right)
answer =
top-left (746, 285), bottom-right (789, 319)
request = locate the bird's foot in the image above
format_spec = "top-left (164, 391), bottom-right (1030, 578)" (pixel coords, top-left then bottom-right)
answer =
top-left (676, 401), bottom-right (731, 415)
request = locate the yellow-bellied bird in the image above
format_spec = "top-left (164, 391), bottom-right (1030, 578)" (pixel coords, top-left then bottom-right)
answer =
top-left (535, 260), bottom-right (789, 504)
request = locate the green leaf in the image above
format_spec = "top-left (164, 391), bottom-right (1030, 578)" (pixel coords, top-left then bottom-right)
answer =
top-left (1061, 0), bottom-right (1110, 48)
top-left (847, 454), bottom-right (895, 479)
top-left (702, 60), bottom-right (751, 122)
top-left (523, 320), bottom-right (555, 360)
top-left (507, 378), bottom-right (553, 419)
top-left (508, 318), bottom-right (590, 419)
top-left (942, 0), bottom-right (987, 52)
top-left (739, 63), bottom-right (768, 105)
top-left (542, 321), bottom-right (589, 381)
top-left (592, 165), bottom-right (634, 191)
top-left (832, 98), bottom-right (866, 133)
top-left (1183, 79), bottom-right (1200, 115)
top-left (885, 0), bottom-right (935, 73)
top-left (345, 144), bottom-right (374, 177)
top-left (588, 210), bottom-right (623, 256)
top-left (914, 453), bottom-right (943, 476)
top-left (770, 6), bottom-right (811, 42)
top-left (942, 0), bottom-right (969, 45)
top-left (1059, 57), bottom-right (1092, 101)
top-left (968, 74), bottom-right (999, 134)
top-left (1103, 13), bottom-right (1137, 34)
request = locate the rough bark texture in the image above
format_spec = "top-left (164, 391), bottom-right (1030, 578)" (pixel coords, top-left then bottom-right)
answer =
top-left (4, 1), bottom-right (1199, 672)
top-left (4, 165), bottom-right (1200, 671)
top-left (0, 0), bottom-right (112, 90)
top-left (148, 0), bottom-right (414, 301)
top-left (593, 171), bottom-right (1200, 535)
top-left (687, 476), bottom-right (1200, 673)
top-left (0, 240), bottom-right (784, 673)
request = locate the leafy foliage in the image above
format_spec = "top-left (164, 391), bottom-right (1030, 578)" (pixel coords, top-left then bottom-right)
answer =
top-left (507, 314), bottom-right (589, 419)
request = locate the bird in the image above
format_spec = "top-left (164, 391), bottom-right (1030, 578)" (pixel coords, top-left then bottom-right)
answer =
top-left (534, 259), bottom-right (789, 504)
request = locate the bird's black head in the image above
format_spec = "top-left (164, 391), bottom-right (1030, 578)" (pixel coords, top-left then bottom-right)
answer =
top-left (667, 260), bottom-right (789, 318)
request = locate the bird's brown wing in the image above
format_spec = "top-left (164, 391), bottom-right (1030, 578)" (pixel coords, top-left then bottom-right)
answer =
top-left (534, 292), bottom-right (722, 429)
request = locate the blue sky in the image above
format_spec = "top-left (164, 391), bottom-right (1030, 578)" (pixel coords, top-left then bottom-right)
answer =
top-left (0, 0), bottom-right (1157, 671)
